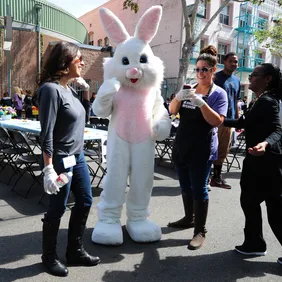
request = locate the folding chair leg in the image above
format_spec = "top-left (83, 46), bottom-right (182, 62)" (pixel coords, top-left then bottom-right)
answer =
top-left (95, 174), bottom-right (104, 188)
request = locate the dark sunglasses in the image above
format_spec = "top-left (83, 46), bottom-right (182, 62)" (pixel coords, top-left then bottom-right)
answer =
top-left (73, 55), bottom-right (83, 64)
top-left (248, 72), bottom-right (265, 79)
top-left (194, 67), bottom-right (213, 73)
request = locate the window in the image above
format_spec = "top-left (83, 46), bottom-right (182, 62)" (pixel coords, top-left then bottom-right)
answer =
top-left (254, 52), bottom-right (264, 67)
top-left (219, 5), bottom-right (229, 25)
top-left (257, 16), bottom-right (268, 30)
top-left (198, 2), bottom-right (207, 18)
top-left (218, 43), bottom-right (228, 64)
top-left (88, 32), bottom-right (94, 46)
top-left (104, 37), bottom-right (109, 46)
top-left (242, 48), bottom-right (248, 67)
top-left (97, 39), bottom-right (102, 46)
top-left (239, 9), bottom-right (252, 28)
top-left (89, 23), bottom-right (92, 28)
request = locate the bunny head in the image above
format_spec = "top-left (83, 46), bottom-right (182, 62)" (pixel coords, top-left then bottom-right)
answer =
top-left (100, 6), bottom-right (164, 89)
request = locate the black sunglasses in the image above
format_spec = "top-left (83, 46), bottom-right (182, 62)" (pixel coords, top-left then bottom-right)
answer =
top-left (248, 72), bottom-right (265, 79)
top-left (194, 67), bottom-right (213, 73)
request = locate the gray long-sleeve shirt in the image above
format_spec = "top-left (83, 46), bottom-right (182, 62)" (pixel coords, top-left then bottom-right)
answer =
top-left (38, 82), bottom-right (85, 157)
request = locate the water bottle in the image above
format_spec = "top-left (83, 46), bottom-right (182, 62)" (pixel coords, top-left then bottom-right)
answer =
top-left (55, 172), bottom-right (73, 188)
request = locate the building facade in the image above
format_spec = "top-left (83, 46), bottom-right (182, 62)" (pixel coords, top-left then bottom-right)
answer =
top-left (79, 0), bottom-right (282, 100)
top-left (0, 0), bottom-right (107, 96)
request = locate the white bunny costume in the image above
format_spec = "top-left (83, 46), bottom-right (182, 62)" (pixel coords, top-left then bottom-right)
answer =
top-left (91, 6), bottom-right (171, 245)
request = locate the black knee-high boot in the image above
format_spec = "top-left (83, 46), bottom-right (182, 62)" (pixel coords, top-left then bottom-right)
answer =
top-left (188, 199), bottom-right (209, 250)
top-left (41, 214), bottom-right (68, 277)
top-left (66, 206), bottom-right (101, 266)
top-left (167, 194), bottom-right (194, 228)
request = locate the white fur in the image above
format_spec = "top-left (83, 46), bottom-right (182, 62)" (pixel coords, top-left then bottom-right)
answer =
top-left (92, 221), bottom-right (123, 245)
top-left (91, 5), bottom-right (171, 245)
top-left (103, 38), bottom-right (164, 90)
top-left (126, 219), bottom-right (162, 242)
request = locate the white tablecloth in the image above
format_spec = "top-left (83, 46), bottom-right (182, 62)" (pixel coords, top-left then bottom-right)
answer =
top-left (0, 119), bottom-right (107, 162)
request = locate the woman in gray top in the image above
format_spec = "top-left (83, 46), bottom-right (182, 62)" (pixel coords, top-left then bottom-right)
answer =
top-left (38, 42), bottom-right (100, 277)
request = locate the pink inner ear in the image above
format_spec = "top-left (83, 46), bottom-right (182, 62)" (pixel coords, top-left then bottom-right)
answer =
top-left (135, 6), bottom-right (162, 43)
top-left (100, 8), bottom-right (129, 45)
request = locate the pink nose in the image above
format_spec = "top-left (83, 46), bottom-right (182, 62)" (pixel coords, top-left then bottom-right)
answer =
top-left (129, 68), bottom-right (139, 75)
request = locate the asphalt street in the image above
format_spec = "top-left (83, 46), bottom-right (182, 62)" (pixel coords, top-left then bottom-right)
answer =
top-left (0, 154), bottom-right (281, 282)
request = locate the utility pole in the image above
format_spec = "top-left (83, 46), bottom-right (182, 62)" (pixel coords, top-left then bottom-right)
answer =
top-left (3, 4), bottom-right (12, 97)
top-left (35, 3), bottom-right (42, 76)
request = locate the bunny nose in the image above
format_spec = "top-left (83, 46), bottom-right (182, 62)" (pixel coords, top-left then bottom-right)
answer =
top-left (129, 68), bottom-right (139, 75)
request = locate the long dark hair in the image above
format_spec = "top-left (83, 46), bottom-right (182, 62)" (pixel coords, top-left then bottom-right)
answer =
top-left (39, 42), bottom-right (79, 86)
top-left (260, 63), bottom-right (282, 99)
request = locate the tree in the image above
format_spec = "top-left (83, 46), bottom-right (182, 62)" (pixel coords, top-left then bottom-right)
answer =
top-left (123, 0), bottom-right (279, 91)
top-left (254, 17), bottom-right (282, 57)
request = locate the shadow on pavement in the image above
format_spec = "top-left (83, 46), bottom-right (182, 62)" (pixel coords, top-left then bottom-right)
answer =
top-left (0, 225), bottom-right (281, 281)
top-left (86, 227), bottom-right (282, 282)
top-left (99, 248), bottom-right (281, 282)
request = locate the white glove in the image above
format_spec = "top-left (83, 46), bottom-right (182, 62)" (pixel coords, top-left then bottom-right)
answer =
top-left (175, 88), bottom-right (196, 101)
top-left (75, 77), bottom-right (90, 90)
top-left (152, 120), bottom-right (171, 141)
top-left (42, 164), bottom-right (60, 195)
top-left (98, 77), bottom-right (121, 105)
top-left (187, 93), bottom-right (206, 108)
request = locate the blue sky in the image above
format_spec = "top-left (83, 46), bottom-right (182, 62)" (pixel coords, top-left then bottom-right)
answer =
top-left (46, 0), bottom-right (109, 17)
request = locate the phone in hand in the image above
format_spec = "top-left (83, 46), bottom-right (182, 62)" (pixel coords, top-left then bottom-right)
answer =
top-left (183, 84), bottom-right (192, 89)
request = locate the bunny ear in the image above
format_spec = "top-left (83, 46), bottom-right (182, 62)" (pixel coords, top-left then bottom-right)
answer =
top-left (99, 8), bottom-right (130, 45)
top-left (134, 5), bottom-right (162, 43)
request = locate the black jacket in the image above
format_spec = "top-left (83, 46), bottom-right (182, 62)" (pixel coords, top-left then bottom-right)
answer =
top-left (224, 93), bottom-right (282, 157)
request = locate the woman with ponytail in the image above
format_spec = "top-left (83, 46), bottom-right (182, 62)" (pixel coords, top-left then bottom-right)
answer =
top-left (168, 45), bottom-right (228, 250)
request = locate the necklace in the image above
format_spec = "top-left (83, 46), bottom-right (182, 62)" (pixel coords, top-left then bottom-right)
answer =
top-left (256, 90), bottom-right (270, 101)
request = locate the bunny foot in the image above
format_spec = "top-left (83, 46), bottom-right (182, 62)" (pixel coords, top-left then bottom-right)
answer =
top-left (126, 219), bottom-right (162, 243)
top-left (92, 221), bottom-right (123, 245)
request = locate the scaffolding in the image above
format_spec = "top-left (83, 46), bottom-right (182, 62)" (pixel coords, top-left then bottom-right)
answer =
top-left (235, 2), bottom-right (268, 80)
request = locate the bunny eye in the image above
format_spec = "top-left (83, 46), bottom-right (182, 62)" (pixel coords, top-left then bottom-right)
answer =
top-left (122, 57), bottom-right (129, 65)
top-left (140, 55), bottom-right (148, 63)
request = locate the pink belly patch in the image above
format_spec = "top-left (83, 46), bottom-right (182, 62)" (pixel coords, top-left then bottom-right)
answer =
top-left (114, 87), bottom-right (152, 143)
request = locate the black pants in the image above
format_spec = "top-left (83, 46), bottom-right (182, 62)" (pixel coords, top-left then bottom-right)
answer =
top-left (240, 156), bottom-right (282, 246)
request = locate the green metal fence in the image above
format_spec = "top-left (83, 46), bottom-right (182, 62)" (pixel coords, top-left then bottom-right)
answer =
top-left (0, 0), bottom-right (87, 43)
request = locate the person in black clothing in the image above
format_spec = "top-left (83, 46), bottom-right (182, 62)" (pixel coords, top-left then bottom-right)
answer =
top-left (90, 92), bottom-right (96, 104)
top-left (90, 92), bottom-right (96, 117)
top-left (224, 63), bottom-right (282, 266)
top-left (1, 92), bottom-right (13, 107)
top-left (24, 90), bottom-right (33, 119)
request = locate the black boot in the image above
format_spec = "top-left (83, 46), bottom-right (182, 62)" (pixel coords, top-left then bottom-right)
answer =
top-left (188, 200), bottom-right (209, 250)
top-left (41, 215), bottom-right (68, 277)
top-left (66, 206), bottom-right (101, 266)
top-left (235, 228), bottom-right (267, 256)
top-left (168, 194), bottom-right (194, 228)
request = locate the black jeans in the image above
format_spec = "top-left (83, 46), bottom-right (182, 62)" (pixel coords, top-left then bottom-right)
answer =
top-left (240, 156), bottom-right (282, 246)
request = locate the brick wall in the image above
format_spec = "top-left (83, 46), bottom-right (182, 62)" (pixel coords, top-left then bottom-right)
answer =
top-left (0, 29), bottom-right (37, 96)
top-left (0, 29), bottom-right (106, 97)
